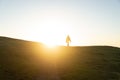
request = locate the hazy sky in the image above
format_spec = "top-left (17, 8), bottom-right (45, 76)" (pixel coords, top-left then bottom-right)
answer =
top-left (0, 0), bottom-right (120, 47)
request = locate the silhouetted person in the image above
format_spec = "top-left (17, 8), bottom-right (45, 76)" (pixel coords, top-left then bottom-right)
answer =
top-left (66, 35), bottom-right (71, 46)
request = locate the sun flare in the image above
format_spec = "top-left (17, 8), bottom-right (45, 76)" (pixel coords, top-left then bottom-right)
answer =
top-left (22, 10), bottom-right (76, 46)
top-left (44, 43), bottom-right (57, 48)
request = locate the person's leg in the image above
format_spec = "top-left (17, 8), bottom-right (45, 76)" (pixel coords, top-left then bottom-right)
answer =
top-left (67, 43), bottom-right (69, 47)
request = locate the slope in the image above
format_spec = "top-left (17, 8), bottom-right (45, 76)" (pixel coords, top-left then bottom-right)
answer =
top-left (0, 36), bottom-right (120, 80)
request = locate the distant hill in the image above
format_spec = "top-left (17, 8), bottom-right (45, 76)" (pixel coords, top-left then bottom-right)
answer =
top-left (0, 36), bottom-right (120, 80)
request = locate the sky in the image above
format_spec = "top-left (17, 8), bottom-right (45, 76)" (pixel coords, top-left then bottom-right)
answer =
top-left (0, 0), bottom-right (120, 47)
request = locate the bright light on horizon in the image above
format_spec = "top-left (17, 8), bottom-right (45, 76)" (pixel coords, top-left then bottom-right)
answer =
top-left (18, 10), bottom-right (79, 46)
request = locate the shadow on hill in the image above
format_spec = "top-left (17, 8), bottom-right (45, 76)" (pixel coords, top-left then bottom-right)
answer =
top-left (0, 36), bottom-right (120, 80)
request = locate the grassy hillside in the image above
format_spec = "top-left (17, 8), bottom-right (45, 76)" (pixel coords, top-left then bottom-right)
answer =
top-left (0, 36), bottom-right (120, 80)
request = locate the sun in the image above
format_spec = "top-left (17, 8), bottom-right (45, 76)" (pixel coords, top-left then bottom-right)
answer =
top-left (22, 10), bottom-right (75, 46)
top-left (43, 42), bottom-right (57, 48)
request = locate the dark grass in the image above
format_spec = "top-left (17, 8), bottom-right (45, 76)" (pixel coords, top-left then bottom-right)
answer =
top-left (0, 36), bottom-right (120, 80)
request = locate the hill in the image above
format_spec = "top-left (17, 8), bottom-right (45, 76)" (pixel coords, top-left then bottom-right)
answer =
top-left (0, 36), bottom-right (120, 80)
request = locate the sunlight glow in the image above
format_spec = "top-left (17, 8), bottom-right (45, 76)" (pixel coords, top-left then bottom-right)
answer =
top-left (20, 9), bottom-right (90, 46)
top-left (44, 43), bottom-right (57, 48)
top-left (22, 10), bottom-right (73, 46)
